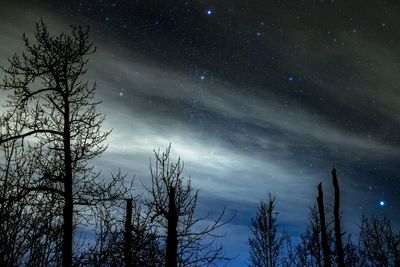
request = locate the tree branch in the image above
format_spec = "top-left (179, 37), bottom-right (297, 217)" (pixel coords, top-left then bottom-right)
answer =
top-left (0, 129), bottom-right (63, 144)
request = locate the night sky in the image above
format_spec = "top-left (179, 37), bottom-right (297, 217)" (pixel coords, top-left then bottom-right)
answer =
top-left (1, 0), bottom-right (400, 265)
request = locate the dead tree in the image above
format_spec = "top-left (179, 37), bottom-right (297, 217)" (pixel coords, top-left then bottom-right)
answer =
top-left (359, 215), bottom-right (400, 267)
top-left (290, 206), bottom-right (323, 267)
top-left (0, 109), bottom-right (64, 265)
top-left (0, 21), bottom-right (126, 266)
top-left (248, 193), bottom-right (288, 267)
top-left (316, 183), bottom-right (331, 267)
top-left (145, 145), bottom-right (232, 267)
top-left (332, 168), bottom-right (345, 267)
top-left (75, 196), bottom-right (162, 267)
top-left (125, 198), bottom-right (133, 267)
top-left (165, 186), bottom-right (178, 267)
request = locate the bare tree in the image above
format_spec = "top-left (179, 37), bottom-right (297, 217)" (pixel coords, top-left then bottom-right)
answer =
top-left (0, 138), bottom-right (34, 266)
top-left (127, 200), bottom-right (163, 267)
top-left (288, 168), bottom-right (360, 267)
top-left (316, 183), bottom-right (331, 267)
top-left (331, 168), bottom-right (344, 267)
top-left (145, 145), bottom-right (232, 267)
top-left (359, 215), bottom-right (400, 267)
top-left (0, 21), bottom-right (127, 266)
top-left (75, 196), bottom-right (162, 267)
top-left (342, 234), bottom-right (359, 267)
top-left (248, 193), bottom-right (288, 267)
top-left (0, 110), bottom-right (64, 266)
top-left (288, 206), bottom-right (323, 267)
top-left (289, 208), bottom-right (360, 267)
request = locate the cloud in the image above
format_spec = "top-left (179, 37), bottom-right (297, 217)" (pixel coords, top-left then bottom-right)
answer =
top-left (93, 48), bottom-right (397, 158)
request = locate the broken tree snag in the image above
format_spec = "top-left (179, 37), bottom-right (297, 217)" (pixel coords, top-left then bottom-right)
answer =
top-left (332, 168), bottom-right (345, 267)
top-left (124, 198), bottom-right (133, 267)
top-left (317, 183), bottom-right (331, 267)
top-left (165, 186), bottom-right (178, 267)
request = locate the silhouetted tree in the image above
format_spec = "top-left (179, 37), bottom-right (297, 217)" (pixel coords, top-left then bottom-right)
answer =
top-left (288, 168), bottom-right (363, 267)
top-left (248, 193), bottom-right (288, 267)
top-left (146, 145), bottom-right (232, 267)
top-left (289, 206), bottom-right (323, 267)
top-left (0, 138), bottom-right (35, 266)
top-left (75, 196), bottom-right (162, 267)
top-left (342, 234), bottom-right (359, 267)
top-left (359, 215), bottom-right (400, 267)
top-left (125, 198), bottom-right (134, 267)
top-left (128, 201), bottom-right (163, 267)
top-left (0, 112), bottom-right (64, 266)
top-left (331, 168), bottom-right (344, 267)
top-left (316, 183), bottom-right (331, 267)
top-left (288, 209), bottom-right (361, 267)
top-left (0, 21), bottom-right (127, 266)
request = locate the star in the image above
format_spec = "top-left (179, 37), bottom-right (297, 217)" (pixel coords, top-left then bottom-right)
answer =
top-left (200, 75), bottom-right (205, 80)
top-left (379, 200), bottom-right (385, 207)
top-left (206, 9), bottom-right (213, 16)
top-left (288, 76), bottom-right (294, 81)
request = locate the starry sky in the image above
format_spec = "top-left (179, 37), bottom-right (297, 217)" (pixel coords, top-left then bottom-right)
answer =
top-left (1, 0), bottom-right (400, 265)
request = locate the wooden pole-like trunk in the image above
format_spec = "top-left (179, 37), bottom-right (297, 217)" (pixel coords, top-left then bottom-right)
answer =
top-left (268, 203), bottom-right (274, 267)
top-left (165, 186), bottom-right (178, 267)
top-left (62, 98), bottom-right (73, 267)
top-left (317, 183), bottom-right (331, 267)
top-left (63, 181), bottom-right (73, 267)
top-left (125, 198), bottom-right (133, 267)
top-left (332, 168), bottom-right (345, 267)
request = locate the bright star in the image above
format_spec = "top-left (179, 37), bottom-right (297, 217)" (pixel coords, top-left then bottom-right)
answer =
top-left (379, 200), bottom-right (385, 207)
top-left (200, 75), bottom-right (205, 80)
top-left (206, 9), bottom-right (213, 15)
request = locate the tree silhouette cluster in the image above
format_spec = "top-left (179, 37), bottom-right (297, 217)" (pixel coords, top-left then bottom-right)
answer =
top-left (248, 169), bottom-right (400, 267)
top-left (0, 22), bottom-right (232, 267)
top-left (1, 21), bottom-right (399, 267)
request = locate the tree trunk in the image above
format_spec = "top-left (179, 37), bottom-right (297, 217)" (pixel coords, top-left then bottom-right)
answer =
top-left (268, 203), bottom-right (274, 267)
top-left (62, 98), bottom-right (73, 267)
top-left (332, 168), bottom-right (345, 267)
top-left (125, 198), bottom-right (133, 267)
top-left (63, 182), bottom-right (73, 267)
top-left (317, 183), bottom-right (331, 267)
top-left (165, 186), bottom-right (178, 267)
